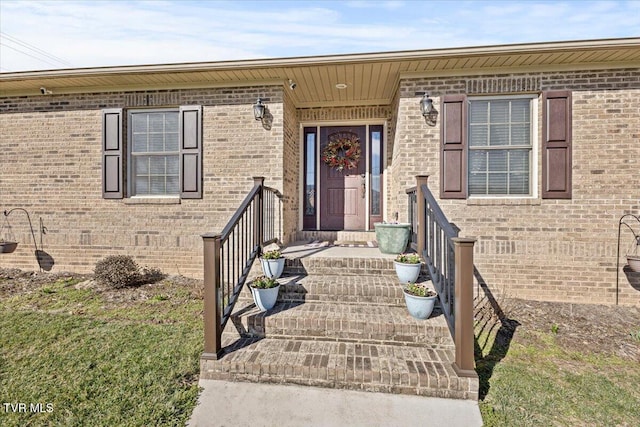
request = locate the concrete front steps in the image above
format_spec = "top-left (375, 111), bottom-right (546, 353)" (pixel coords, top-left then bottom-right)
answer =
top-left (200, 244), bottom-right (479, 400)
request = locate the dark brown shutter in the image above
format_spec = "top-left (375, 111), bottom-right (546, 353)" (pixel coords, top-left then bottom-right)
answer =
top-left (180, 105), bottom-right (203, 199)
top-left (542, 91), bottom-right (572, 199)
top-left (440, 94), bottom-right (467, 199)
top-left (102, 108), bottom-right (123, 199)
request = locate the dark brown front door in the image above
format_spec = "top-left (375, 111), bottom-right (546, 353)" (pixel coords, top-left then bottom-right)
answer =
top-left (319, 126), bottom-right (367, 230)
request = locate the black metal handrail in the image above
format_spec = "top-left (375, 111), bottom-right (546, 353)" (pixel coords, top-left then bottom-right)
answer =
top-left (406, 186), bottom-right (417, 249)
top-left (202, 177), bottom-right (282, 359)
top-left (420, 183), bottom-right (458, 333)
top-left (408, 182), bottom-right (459, 334)
top-left (408, 176), bottom-right (476, 376)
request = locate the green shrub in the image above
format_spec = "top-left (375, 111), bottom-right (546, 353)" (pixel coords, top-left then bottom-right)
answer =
top-left (395, 253), bottom-right (421, 264)
top-left (94, 256), bottom-right (165, 289)
top-left (94, 255), bottom-right (142, 288)
top-left (404, 282), bottom-right (436, 297)
top-left (250, 275), bottom-right (279, 289)
top-left (141, 266), bottom-right (165, 284)
top-left (261, 249), bottom-right (282, 260)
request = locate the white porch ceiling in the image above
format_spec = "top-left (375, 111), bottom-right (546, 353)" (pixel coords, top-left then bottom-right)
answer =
top-left (1, 38), bottom-right (639, 107)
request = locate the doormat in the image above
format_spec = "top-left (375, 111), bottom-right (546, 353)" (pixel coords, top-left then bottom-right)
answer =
top-left (333, 240), bottom-right (378, 248)
top-left (304, 240), bottom-right (330, 248)
top-left (303, 240), bottom-right (378, 248)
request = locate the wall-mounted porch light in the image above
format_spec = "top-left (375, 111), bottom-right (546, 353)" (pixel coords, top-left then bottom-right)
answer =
top-left (420, 93), bottom-right (438, 126)
top-left (420, 92), bottom-right (438, 126)
top-left (253, 98), bottom-right (266, 121)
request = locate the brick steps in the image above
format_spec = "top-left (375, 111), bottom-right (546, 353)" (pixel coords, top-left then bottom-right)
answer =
top-left (201, 338), bottom-right (476, 400)
top-left (202, 245), bottom-right (479, 401)
top-left (226, 300), bottom-right (452, 346)
top-left (284, 256), bottom-right (398, 276)
top-left (237, 274), bottom-right (431, 306)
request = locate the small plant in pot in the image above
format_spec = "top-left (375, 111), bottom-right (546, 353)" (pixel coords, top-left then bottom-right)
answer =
top-left (403, 282), bottom-right (437, 320)
top-left (394, 253), bottom-right (422, 284)
top-left (260, 249), bottom-right (285, 279)
top-left (249, 275), bottom-right (280, 312)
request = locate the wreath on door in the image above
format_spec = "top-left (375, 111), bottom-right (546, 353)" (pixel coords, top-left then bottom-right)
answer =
top-left (322, 134), bottom-right (362, 171)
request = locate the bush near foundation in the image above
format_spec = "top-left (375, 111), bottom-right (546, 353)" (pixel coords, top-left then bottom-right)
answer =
top-left (94, 255), bottom-right (164, 289)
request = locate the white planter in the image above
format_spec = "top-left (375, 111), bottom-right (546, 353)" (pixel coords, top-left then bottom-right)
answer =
top-left (260, 257), bottom-right (285, 279)
top-left (403, 290), bottom-right (437, 320)
top-left (251, 284), bottom-right (280, 312)
top-left (393, 260), bottom-right (421, 284)
top-left (628, 255), bottom-right (640, 272)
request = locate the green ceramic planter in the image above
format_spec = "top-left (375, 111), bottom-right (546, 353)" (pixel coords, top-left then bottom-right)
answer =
top-left (374, 223), bottom-right (411, 254)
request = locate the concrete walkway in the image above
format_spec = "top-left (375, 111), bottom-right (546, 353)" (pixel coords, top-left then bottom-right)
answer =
top-left (187, 379), bottom-right (483, 427)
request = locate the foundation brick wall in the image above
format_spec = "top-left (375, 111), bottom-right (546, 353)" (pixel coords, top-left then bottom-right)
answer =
top-left (0, 86), bottom-right (287, 277)
top-left (391, 68), bottom-right (640, 306)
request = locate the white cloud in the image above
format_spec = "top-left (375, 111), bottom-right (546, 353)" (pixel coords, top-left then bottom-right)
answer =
top-left (0, 0), bottom-right (638, 72)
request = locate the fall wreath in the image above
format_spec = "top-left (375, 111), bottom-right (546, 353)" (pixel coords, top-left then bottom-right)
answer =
top-left (322, 136), bottom-right (362, 171)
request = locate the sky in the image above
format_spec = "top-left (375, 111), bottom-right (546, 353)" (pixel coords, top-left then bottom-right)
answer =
top-left (1, 0), bottom-right (639, 73)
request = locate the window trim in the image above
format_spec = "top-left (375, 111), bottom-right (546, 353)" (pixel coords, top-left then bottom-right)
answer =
top-left (127, 108), bottom-right (180, 198)
top-left (466, 94), bottom-right (538, 200)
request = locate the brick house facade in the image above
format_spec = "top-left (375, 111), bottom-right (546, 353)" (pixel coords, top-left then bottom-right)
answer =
top-left (1, 38), bottom-right (639, 305)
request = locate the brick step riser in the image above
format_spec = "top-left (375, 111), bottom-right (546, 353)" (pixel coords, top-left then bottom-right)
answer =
top-left (237, 294), bottom-right (406, 306)
top-left (223, 330), bottom-right (455, 348)
top-left (285, 266), bottom-right (397, 277)
top-left (227, 314), bottom-right (452, 346)
top-left (237, 283), bottom-right (410, 306)
top-left (278, 293), bottom-right (406, 306)
top-left (200, 372), bottom-right (470, 400)
top-left (200, 339), bottom-right (477, 400)
top-left (284, 258), bottom-right (400, 277)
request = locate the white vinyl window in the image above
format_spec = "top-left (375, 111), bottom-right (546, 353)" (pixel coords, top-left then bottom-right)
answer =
top-left (468, 97), bottom-right (534, 196)
top-left (128, 110), bottom-right (180, 196)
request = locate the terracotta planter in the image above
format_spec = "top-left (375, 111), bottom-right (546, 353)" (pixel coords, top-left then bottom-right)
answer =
top-left (0, 242), bottom-right (18, 253)
top-left (374, 223), bottom-right (411, 254)
top-left (627, 255), bottom-right (640, 272)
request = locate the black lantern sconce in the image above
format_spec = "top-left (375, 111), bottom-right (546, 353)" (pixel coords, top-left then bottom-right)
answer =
top-left (420, 93), bottom-right (438, 126)
top-left (253, 98), bottom-right (266, 121)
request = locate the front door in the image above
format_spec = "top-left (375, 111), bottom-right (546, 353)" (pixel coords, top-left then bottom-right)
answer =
top-left (319, 126), bottom-right (367, 230)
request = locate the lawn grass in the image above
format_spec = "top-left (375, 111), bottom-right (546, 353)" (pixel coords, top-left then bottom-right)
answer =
top-left (477, 322), bottom-right (640, 426)
top-left (4, 274), bottom-right (639, 426)
top-left (0, 277), bottom-right (203, 426)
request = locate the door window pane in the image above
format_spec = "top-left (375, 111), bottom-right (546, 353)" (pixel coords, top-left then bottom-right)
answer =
top-left (304, 130), bottom-right (316, 216)
top-left (370, 129), bottom-right (382, 216)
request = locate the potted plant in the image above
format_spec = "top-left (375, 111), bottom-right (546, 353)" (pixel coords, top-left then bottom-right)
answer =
top-left (394, 253), bottom-right (422, 284)
top-left (0, 238), bottom-right (18, 254)
top-left (374, 222), bottom-right (411, 254)
top-left (403, 282), bottom-right (437, 320)
top-left (260, 249), bottom-right (285, 279)
top-left (249, 275), bottom-right (280, 311)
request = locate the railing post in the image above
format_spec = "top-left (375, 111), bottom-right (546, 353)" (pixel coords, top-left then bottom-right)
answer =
top-left (452, 237), bottom-right (476, 377)
top-left (415, 175), bottom-right (429, 258)
top-left (202, 232), bottom-right (223, 360)
top-left (253, 176), bottom-right (265, 246)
